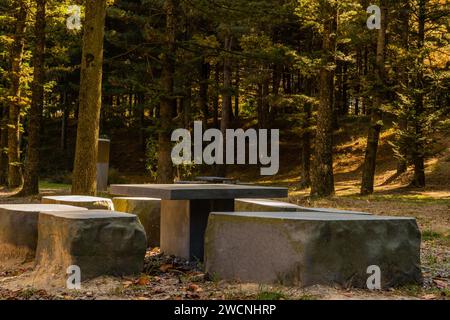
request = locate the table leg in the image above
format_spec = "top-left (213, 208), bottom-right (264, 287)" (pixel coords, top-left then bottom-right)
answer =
top-left (160, 199), bottom-right (234, 260)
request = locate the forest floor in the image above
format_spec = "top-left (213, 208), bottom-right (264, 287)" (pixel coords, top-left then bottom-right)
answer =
top-left (0, 119), bottom-right (449, 300)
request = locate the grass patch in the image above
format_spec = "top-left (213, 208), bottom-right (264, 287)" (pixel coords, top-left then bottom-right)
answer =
top-left (422, 230), bottom-right (450, 246)
top-left (344, 194), bottom-right (450, 206)
top-left (398, 284), bottom-right (424, 297)
top-left (444, 234), bottom-right (450, 246)
top-left (39, 180), bottom-right (71, 190)
top-left (255, 287), bottom-right (288, 300)
top-left (397, 285), bottom-right (450, 299)
top-left (422, 230), bottom-right (443, 241)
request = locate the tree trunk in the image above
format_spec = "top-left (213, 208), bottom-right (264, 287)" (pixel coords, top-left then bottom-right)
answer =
top-left (396, 1), bottom-right (410, 175)
top-left (217, 35), bottom-right (233, 177)
top-left (7, 0), bottom-right (27, 188)
top-left (138, 94), bottom-right (146, 151)
top-left (360, 1), bottom-right (387, 195)
top-left (0, 106), bottom-right (8, 185)
top-left (213, 63), bottom-right (220, 129)
top-left (310, 3), bottom-right (337, 197)
top-left (355, 49), bottom-right (362, 116)
top-left (362, 46), bottom-right (369, 115)
top-left (183, 82), bottom-right (192, 128)
top-left (199, 59), bottom-right (210, 128)
top-left (222, 37), bottom-right (233, 131)
top-left (334, 61), bottom-right (343, 126)
top-left (21, 0), bottom-right (46, 196)
top-left (257, 83), bottom-right (263, 122)
top-left (299, 96), bottom-right (312, 189)
top-left (72, 0), bottom-right (107, 195)
top-left (157, 0), bottom-right (178, 183)
top-left (234, 64), bottom-right (240, 121)
top-left (60, 92), bottom-right (68, 151)
top-left (342, 63), bottom-right (349, 115)
top-left (411, 0), bottom-right (426, 187)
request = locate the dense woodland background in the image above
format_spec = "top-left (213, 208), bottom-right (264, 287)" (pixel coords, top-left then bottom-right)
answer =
top-left (0, 0), bottom-right (449, 196)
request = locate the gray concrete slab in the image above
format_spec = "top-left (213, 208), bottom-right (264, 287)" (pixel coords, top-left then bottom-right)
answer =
top-left (35, 210), bottom-right (147, 282)
top-left (212, 211), bottom-right (400, 220)
top-left (110, 184), bottom-right (288, 200)
top-left (113, 197), bottom-right (161, 248)
top-left (0, 204), bottom-right (88, 263)
top-left (235, 199), bottom-right (304, 212)
top-left (42, 195), bottom-right (115, 210)
top-left (205, 211), bottom-right (422, 288)
top-left (235, 199), bottom-right (372, 215)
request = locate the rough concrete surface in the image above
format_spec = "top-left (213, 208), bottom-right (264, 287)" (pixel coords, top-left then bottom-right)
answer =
top-left (205, 212), bottom-right (422, 288)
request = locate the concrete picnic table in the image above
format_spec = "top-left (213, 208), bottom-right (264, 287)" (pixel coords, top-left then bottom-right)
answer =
top-left (110, 184), bottom-right (288, 260)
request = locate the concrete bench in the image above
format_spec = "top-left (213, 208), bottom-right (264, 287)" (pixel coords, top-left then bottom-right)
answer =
top-left (35, 210), bottom-right (147, 282)
top-left (0, 204), bottom-right (88, 263)
top-left (42, 195), bottom-right (115, 210)
top-left (235, 199), bottom-right (371, 215)
top-left (235, 199), bottom-right (304, 212)
top-left (113, 197), bottom-right (161, 248)
top-left (205, 211), bottom-right (422, 289)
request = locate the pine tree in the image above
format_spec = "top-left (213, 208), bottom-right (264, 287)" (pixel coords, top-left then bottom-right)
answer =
top-left (72, 0), bottom-right (108, 195)
top-left (360, 0), bottom-right (388, 195)
top-left (157, 0), bottom-right (178, 183)
top-left (21, 0), bottom-right (46, 196)
top-left (310, 0), bottom-right (337, 197)
top-left (7, 0), bottom-right (27, 188)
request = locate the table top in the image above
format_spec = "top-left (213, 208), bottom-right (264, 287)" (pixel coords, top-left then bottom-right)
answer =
top-left (110, 184), bottom-right (288, 200)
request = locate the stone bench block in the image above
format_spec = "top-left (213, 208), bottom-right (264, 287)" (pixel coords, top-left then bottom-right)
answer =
top-left (235, 199), bottom-right (304, 212)
top-left (205, 212), bottom-right (422, 289)
top-left (296, 207), bottom-right (371, 215)
top-left (35, 210), bottom-right (147, 281)
top-left (235, 199), bottom-right (371, 215)
top-left (113, 197), bottom-right (161, 248)
top-left (42, 195), bottom-right (114, 210)
top-left (0, 204), bottom-right (88, 262)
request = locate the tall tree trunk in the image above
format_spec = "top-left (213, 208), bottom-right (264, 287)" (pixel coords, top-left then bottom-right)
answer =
top-left (299, 78), bottom-right (312, 189)
top-left (7, 0), bottom-right (27, 188)
top-left (60, 92), bottom-right (68, 150)
top-left (213, 63), bottom-right (220, 129)
top-left (257, 83), bottom-right (264, 126)
top-left (234, 64), bottom-right (240, 121)
top-left (257, 67), bottom-right (270, 130)
top-left (222, 36), bottom-right (233, 130)
top-left (217, 35), bottom-right (233, 177)
top-left (183, 82), bottom-right (192, 128)
top-left (271, 64), bottom-right (282, 121)
top-left (138, 94), bottom-right (146, 151)
top-left (199, 59), bottom-right (210, 128)
top-left (362, 46), bottom-right (369, 115)
top-left (334, 61), bottom-right (343, 126)
top-left (21, 0), bottom-right (46, 196)
top-left (360, 1), bottom-right (387, 195)
top-left (72, 0), bottom-right (107, 195)
top-left (0, 106), bottom-right (8, 185)
top-left (411, 0), bottom-right (426, 187)
top-left (396, 1), bottom-right (410, 175)
top-left (342, 63), bottom-right (349, 115)
top-left (310, 3), bottom-right (337, 197)
top-left (355, 49), bottom-right (362, 116)
top-left (157, 0), bottom-right (177, 183)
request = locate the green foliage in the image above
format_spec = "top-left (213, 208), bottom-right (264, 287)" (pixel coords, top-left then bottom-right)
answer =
top-left (0, 0), bottom-right (448, 186)
top-left (256, 287), bottom-right (287, 300)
